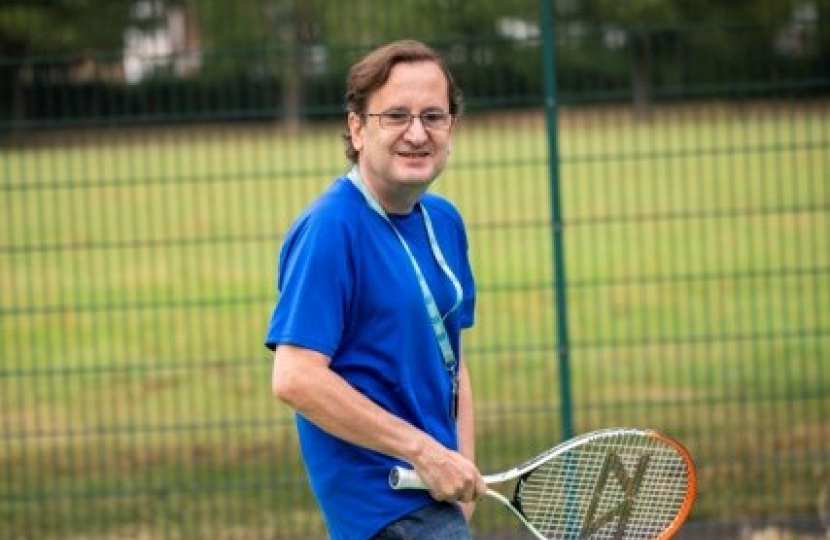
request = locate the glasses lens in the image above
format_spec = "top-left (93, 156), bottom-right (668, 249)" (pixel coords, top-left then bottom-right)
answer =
top-left (380, 112), bottom-right (411, 129)
top-left (422, 112), bottom-right (451, 130)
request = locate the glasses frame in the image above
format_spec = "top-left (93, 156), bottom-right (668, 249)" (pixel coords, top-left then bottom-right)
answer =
top-left (363, 109), bottom-right (455, 132)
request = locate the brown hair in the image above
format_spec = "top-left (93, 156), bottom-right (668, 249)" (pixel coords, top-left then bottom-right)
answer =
top-left (342, 40), bottom-right (463, 163)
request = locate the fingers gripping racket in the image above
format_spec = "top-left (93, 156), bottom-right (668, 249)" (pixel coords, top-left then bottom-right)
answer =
top-left (391, 428), bottom-right (697, 540)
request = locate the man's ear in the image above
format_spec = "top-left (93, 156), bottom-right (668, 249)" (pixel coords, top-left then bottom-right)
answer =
top-left (348, 112), bottom-right (364, 152)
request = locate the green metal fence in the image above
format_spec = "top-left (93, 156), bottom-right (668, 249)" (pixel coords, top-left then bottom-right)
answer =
top-left (2, 1), bottom-right (828, 539)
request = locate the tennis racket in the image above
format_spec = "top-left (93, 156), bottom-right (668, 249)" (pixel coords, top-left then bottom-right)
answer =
top-left (390, 427), bottom-right (696, 540)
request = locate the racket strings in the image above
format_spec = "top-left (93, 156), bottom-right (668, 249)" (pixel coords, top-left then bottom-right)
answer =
top-left (517, 433), bottom-right (693, 540)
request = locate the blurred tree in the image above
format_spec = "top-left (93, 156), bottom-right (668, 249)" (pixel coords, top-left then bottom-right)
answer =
top-left (0, 0), bottom-right (129, 56)
top-left (195, 0), bottom-right (317, 126)
top-left (576, 0), bottom-right (795, 118)
top-left (1, 0), bottom-right (822, 126)
top-left (0, 0), bottom-right (131, 124)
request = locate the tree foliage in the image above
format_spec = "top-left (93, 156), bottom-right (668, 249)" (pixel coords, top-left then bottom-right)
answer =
top-left (0, 0), bottom-right (825, 124)
top-left (0, 0), bottom-right (130, 57)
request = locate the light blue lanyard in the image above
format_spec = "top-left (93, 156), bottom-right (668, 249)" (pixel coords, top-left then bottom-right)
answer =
top-left (347, 167), bottom-right (463, 381)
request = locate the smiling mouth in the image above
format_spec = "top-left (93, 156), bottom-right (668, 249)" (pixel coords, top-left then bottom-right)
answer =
top-left (397, 150), bottom-right (430, 158)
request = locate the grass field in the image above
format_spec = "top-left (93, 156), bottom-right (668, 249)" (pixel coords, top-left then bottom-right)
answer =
top-left (1, 102), bottom-right (829, 539)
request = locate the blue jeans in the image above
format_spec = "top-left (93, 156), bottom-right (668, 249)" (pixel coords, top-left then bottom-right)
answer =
top-left (370, 502), bottom-right (473, 540)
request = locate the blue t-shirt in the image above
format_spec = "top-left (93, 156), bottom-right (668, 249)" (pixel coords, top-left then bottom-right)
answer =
top-left (264, 175), bottom-right (476, 540)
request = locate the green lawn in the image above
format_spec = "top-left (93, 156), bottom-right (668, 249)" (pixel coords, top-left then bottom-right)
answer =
top-left (1, 103), bottom-right (828, 539)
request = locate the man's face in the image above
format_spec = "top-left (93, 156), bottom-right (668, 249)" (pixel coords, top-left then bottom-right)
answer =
top-left (349, 61), bottom-right (454, 205)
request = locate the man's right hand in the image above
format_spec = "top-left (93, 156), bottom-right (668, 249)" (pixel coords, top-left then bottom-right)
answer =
top-left (410, 444), bottom-right (486, 503)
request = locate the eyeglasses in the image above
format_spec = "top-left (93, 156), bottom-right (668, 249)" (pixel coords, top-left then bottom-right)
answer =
top-left (364, 110), bottom-right (454, 132)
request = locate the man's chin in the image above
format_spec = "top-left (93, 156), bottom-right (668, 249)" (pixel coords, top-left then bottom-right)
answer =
top-left (394, 164), bottom-right (440, 185)
top-left (401, 174), bottom-right (433, 185)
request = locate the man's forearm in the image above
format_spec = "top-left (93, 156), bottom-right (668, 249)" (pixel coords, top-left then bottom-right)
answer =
top-left (456, 355), bottom-right (479, 519)
top-left (272, 344), bottom-right (431, 462)
top-left (456, 356), bottom-right (476, 465)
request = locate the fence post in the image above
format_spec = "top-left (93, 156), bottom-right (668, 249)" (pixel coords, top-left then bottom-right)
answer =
top-left (539, 0), bottom-right (574, 440)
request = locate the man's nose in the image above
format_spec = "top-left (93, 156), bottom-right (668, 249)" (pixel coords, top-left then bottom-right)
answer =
top-left (403, 116), bottom-right (429, 141)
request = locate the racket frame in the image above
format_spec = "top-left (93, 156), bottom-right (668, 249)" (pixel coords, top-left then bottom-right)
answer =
top-left (390, 427), bottom-right (697, 540)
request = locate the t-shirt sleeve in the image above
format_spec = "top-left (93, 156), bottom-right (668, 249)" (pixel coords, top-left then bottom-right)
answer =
top-left (264, 210), bottom-right (353, 355)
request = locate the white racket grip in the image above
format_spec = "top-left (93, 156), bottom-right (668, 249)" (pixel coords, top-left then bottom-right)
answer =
top-left (389, 466), bottom-right (427, 490)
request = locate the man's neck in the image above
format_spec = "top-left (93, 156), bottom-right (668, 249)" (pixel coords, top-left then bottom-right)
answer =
top-left (358, 168), bottom-right (425, 214)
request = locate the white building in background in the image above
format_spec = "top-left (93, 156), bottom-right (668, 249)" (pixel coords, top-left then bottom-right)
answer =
top-left (775, 2), bottom-right (819, 58)
top-left (123, 0), bottom-right (201, 84)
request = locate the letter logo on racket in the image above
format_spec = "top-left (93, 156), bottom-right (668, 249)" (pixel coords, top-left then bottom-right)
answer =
top-left (580, 451), bottom-right (651, 539)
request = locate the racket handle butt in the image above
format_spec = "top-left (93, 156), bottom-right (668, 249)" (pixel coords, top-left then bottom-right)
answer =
top-left (389, 466), bottom-right (426, 490)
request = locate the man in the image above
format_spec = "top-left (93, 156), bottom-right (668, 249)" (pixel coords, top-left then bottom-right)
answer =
top-left (265, 39), bottom-right (486, 540)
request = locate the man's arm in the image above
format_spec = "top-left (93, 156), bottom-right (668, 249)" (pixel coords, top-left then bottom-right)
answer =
top-left (271, 343), bottom-right (486, 502)
top-left (455, 348), bottom-right (479, 519)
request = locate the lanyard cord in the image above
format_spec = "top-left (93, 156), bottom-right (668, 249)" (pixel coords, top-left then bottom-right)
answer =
top-left (347, 167), bottom-right (463, 378)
